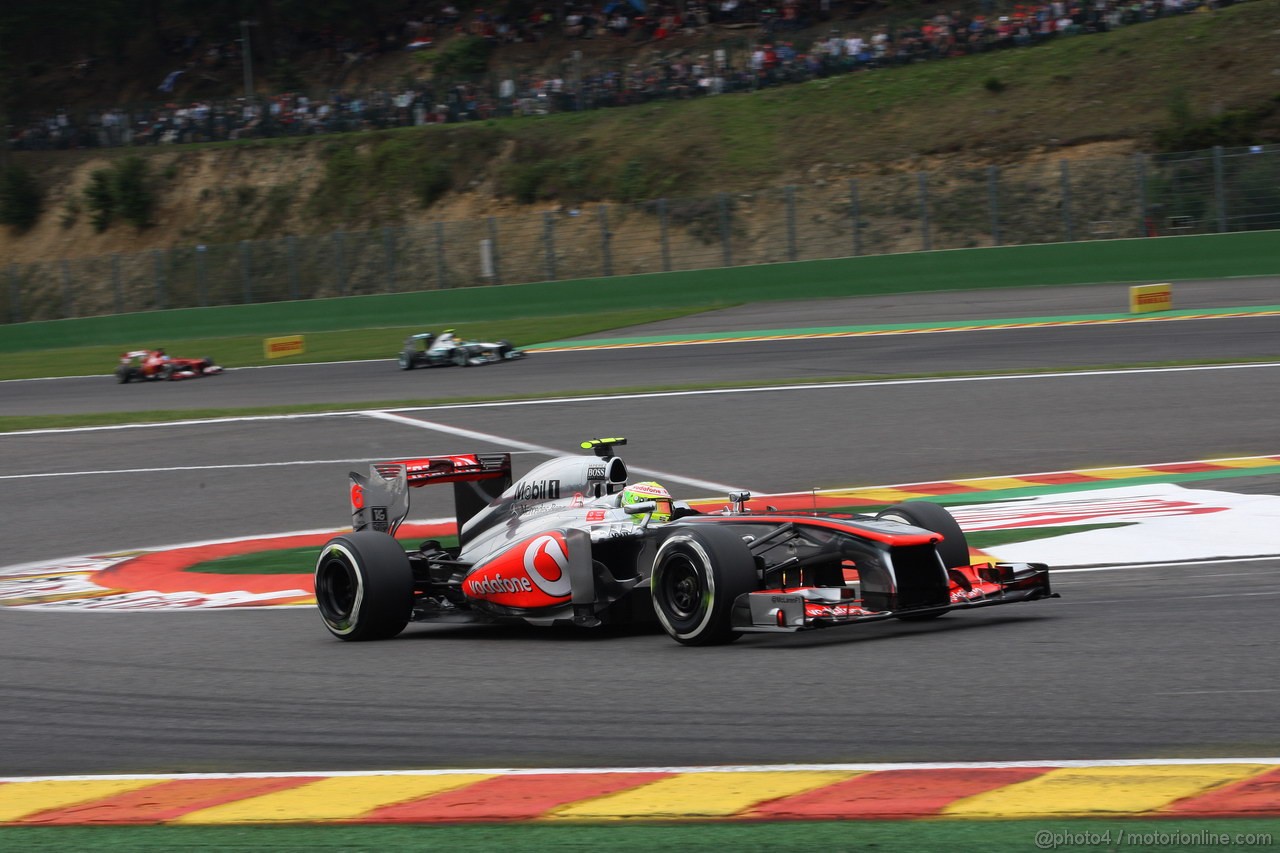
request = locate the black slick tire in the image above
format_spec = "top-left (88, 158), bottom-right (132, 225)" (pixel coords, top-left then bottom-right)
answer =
top-left (399, 351), bottom-right (414, 370)
top-left (876, 501), bottom-right (969, 568)
top-left (651, 526), bottom-right (758, 646)
top-left (876, 501), bottom-right (969, 621)
top-left (314, 531), bottom-right (414, 641)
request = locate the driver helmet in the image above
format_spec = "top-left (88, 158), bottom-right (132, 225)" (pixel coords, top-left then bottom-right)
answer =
top-left (620, 481), bottom-right (673, 525)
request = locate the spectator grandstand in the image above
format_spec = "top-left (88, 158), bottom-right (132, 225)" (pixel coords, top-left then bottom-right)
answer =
top-left (3, 0), bottom-right (1230, 150)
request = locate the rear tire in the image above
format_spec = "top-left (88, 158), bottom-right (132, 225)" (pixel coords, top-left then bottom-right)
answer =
top-left (315, 531), bottom-right (414, 641)
top-left (651, 526), bottom-right (758, 646)
top-left (116, 366), bottom-right (133, 384)
top-left (399, 351), bottom-right (415, 370)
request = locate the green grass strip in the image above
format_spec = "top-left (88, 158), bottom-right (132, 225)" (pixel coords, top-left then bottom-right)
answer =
top-left (0, 306), bottom-right (716, 378)
top-left (1, 818), bottom-right (1276, 852)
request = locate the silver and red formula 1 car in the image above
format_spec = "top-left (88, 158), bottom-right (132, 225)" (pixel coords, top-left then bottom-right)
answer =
top-left (314, 438), bottom-right (1056, 646)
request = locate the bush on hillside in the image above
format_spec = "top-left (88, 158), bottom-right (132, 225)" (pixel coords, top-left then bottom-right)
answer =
top-left (83, 156), bottom-right (154, 231)
top-left (432, 35), bottom-right (493, 78)
top-left (0, 164), bottom-right (43, 231)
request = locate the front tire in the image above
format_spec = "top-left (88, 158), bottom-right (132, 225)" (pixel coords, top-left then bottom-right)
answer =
top-left (452, 349), bottom-right (469, 367)
top-left (651, 526), bottom-right (758, 646)
top-left (876, 501), bottom-right (969, 568)
top-left (315, 531), bottom-right (414, 641)
top-left (876, 501), bottom-right (969, 622)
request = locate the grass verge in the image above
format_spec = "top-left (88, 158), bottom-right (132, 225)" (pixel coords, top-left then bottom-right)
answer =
top-left (0, 306), bottom-right (722, 380)
top-left (1, 819), bottom-right (1276, 852)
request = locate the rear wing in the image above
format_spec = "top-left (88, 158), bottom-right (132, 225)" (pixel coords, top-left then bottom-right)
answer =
top-left (350, 453), bottom-right (512, 539)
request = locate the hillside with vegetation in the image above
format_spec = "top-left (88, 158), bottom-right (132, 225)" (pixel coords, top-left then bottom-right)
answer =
top-left (1, 1), bottom-right (1278, 266)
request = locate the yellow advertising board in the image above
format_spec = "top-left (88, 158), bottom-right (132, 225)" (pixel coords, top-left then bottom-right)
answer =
top-left (1129, 283), bottom-right (1172, 313)
top-left (263, 335), bottom-right (306, 359)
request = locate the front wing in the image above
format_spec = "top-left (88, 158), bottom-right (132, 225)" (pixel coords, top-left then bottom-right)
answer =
top-left (733, 561), bottom-right (1055, 633)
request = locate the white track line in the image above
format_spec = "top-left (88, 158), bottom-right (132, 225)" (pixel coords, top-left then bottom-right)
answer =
top-left (3, 756), bottom-right (1278, 784)
top-left (7, 361), bottom-right (1280, 438)
top-left (365, 411), bottom-right (746, 494)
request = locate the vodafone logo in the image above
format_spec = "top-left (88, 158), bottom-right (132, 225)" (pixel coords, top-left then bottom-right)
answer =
top-left (524, 534), bottom-right (571, 598)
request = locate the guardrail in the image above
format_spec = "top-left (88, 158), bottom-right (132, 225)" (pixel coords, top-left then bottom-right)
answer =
top-left (3, 230), bottom-right (1277, 353)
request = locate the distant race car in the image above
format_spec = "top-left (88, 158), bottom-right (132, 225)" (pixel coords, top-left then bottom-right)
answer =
top-left (116, 349), bottom-right (223, 383)
top-left (315, 438), bottom-right (1056, 646)
top-left (398, 330), bottom-right (525, 369)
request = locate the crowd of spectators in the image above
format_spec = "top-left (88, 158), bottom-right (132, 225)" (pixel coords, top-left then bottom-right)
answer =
top-left (6, 0), bottom-right (1236, 151)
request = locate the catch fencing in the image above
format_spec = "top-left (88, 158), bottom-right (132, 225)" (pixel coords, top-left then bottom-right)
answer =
top-left (4, 143), bottom-right (1278, 324)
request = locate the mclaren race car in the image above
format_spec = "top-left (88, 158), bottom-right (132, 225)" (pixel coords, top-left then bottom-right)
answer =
top-left (116, 349), bottom-right (223, 383)
top-left (398, 330), bottom-right (525, 369)
top-left (315, 438), bottom-right (1056, 646)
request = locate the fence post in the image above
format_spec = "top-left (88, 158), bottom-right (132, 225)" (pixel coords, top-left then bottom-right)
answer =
top-left (987, 165), bottom-right (1002, 246)
top-left (153, 247), bottom-right (166, 307)
top-left (658, 198), bottom-right (671, 272)
top-left (543, 212), bottom-right (557, 281)
top-left (487, 216), bottom-right (502, 285)
top-left (1213, 145), bottom-right (1227, 233)
top-left (195, 245), bottom-right (208, 307)
top-left (1134, 154), bottom-right (1148, 237)
top-left (112, 253), bottom-right (123, 315)
top-left (287, 235), bottom-right (300, 300)
top-left (917, 172), bottom-right (931, 252)
top-left (1060, 160), bottom-right (1074, 243)
top-left (785, 185), bottom-right (797, 262)
top-left (718, 192), bottom-right (732, 267)
top-left (382, 226), bottom-right (396, 292)
top-left (239, 240), bottom-right (253, 304)
top-left (434, 222), bottom-right (447, 288)
top-left (61, 259), bottom-right (74, 318)
top-left (849, 179), bottom-right (861, 257)
top-left (7, 264), bottom-right (19, 324)
top-left (334, 231), bottom-right (347, 296)
top-left (598, 205), bottom-right (613, 277)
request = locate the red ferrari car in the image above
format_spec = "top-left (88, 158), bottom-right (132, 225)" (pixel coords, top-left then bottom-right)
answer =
top-left (116, 349), bottom-right (223, 383)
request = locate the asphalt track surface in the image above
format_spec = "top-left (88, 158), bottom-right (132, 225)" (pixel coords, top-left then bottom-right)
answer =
top-left (2, 281), bottom-right (1279, 777)
top-left (4, 279), bottom-right (1279, 418)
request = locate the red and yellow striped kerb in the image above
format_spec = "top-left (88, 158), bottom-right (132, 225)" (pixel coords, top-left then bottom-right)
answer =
top-left (2, 762), bottom-right (1278, 825)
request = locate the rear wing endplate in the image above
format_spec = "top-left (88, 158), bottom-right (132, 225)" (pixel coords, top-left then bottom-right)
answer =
top-left (350, 453), bottom-right (512, 537)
